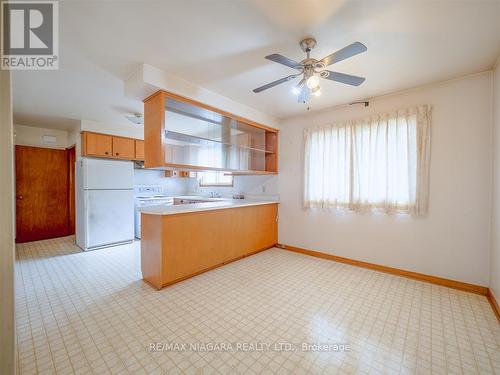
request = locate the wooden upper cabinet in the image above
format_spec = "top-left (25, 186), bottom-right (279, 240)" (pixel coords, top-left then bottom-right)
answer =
top-left (143, 90), bottom-right (279, 174)
top-left (81, 131), bottom-right (144, 161)
top-left (135, 140), bottom-right (145, 160)
top-left (112, 136), bottom-right (135, 159)
top-left (83, 132), bottom-right (112, 157)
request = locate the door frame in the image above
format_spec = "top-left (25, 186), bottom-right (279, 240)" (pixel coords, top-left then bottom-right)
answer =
top-left (0, 68), bottom-right (15, 375)
top-left (67, 145), bottom-right (76, 235)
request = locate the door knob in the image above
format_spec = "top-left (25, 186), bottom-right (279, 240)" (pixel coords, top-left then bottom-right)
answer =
top-left (16, 195), bottom-right (23, 200)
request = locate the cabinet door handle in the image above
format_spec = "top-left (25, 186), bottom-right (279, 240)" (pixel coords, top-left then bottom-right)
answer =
top-left (115, 153), bottom-right (120, 156)
top-left (104, 151), bottom-right (109, 155)
top-left (16, 195), bottom-right (23, 200)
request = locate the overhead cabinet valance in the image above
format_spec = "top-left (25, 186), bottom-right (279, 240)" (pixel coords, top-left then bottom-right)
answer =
top-left (143, 90), bottom-right (278, 174)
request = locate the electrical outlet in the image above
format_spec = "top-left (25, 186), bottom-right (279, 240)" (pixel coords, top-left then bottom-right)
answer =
top-left (262, 185), bottom-right (266, 193)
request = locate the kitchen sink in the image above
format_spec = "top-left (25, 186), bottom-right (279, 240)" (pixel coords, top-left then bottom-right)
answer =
top-left (173, 196), bottom-right (227, 205)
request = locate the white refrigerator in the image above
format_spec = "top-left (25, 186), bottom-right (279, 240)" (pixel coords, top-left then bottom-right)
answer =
top-left (76, 158), bottom-right (134, 251)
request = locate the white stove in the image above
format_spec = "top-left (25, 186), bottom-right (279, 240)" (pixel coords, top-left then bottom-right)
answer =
top-left (134, 185), bottom-right (173, 238)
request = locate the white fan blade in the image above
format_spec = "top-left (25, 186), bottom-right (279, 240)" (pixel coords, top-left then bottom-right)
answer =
top-left (265, 54), bottom-right (301, 69)
top-left (319, 42), bottom-right (367, 67)
top-left (253, 74), bottom-right (298, 93)
top-left (323, 71), bottom-right (366, 86)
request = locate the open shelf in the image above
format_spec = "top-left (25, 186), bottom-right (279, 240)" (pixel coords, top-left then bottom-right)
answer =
top-left (165, 130), bottom-right (276, 154)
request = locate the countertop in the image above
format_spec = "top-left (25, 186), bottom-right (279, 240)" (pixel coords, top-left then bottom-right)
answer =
top-left (138, 198), bottom-right (279, 215)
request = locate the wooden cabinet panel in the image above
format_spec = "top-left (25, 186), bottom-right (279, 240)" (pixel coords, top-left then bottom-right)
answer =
top-left (144, 92), bottom-right (165, 168)
top-left (140, 203), bottom-right (278, 289)
top-left (112, 137), bottom-right (135, 159)
top-left (81, 131), bottom-right (145, 161)
top-left (265, 131), bottom-right (278, 173)
top-left (83, 132), bottom-right (112, 157)
top-left (141, 215), bottom-right (163, 288)
top-left (135, 140), bottom-right (144, 160)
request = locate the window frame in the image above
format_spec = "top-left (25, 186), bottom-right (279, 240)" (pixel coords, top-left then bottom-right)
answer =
top-left (197, 171), bottom-right (234, 187)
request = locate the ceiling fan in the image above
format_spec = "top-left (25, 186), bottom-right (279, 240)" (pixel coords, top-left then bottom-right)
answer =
top-left (253, 38), bottom-right (367, 102)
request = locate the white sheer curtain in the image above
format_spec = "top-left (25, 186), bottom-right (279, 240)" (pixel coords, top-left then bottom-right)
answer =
top-left (304, 105), bottom-right (431, 215)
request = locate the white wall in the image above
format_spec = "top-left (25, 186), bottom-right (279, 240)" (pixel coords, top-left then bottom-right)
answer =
top-left (490, 60), bottom-right (500, 298)
top-left (0, 71), bottom-right (15, 374)
top-left (81, 119), bottom-right (143, 140)
top-left (278, 72), bottom-right (493, 286)
top-left (133, 169), bottom-right (191, 196)
top-left (14, 124), bottom-right (69, 149)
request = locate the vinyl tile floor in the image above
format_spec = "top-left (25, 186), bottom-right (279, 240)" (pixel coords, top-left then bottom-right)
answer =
top-left (15, 236), bottom-right (500, 374)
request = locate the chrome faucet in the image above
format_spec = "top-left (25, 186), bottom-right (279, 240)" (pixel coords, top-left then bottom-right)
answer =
top-left (209, 191), bottom-right (222, 198)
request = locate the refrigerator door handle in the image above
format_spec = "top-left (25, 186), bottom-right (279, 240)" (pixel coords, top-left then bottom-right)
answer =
top-left (84, 192), bottom-right (90, 246)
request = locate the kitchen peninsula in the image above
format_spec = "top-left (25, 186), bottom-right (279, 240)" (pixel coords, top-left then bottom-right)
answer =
top-left (140, 199), bottom-right (279, 289)
top-left (140, 90), bottom-right (280, 289)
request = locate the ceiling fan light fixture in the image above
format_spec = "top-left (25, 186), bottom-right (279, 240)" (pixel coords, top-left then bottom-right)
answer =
top-left (306, 75), bottom-right (320, 89)
top-left (252, 38), bottom-right (367, 105)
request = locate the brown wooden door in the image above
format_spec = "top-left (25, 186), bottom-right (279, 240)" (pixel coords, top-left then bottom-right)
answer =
top-left (15, 146), bottom-right (70, 243)
top-left (112, 137), bottom-right (135, 159)
top-left (84, 132), bottom-right (112, 157)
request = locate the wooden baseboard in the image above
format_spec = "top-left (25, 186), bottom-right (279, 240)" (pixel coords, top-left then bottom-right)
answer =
top-left (487, 289), bottom-right (500, 321)
top-left (277, 244), bottom-right (488, 296)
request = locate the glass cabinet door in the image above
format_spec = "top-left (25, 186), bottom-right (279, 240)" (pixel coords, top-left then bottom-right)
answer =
top-left (164, 98), bottom-right (268, 171)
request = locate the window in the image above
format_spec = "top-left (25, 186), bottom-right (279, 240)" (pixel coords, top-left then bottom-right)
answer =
top-left (198, 171), bottom-right (234, 187)
top-left (304, 105), bottom-right (431, 215)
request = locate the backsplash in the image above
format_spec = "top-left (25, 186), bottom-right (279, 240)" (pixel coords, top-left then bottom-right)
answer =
top-left (187, 174), bottom-right (279, 200)
top-left (134, 169), bottom-right (279, 200)
top-left (133, 169), bottom-right (190, 196)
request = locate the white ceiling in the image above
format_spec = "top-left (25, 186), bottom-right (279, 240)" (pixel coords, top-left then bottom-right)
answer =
top-left (12, 0), bottom-right (500, 129)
